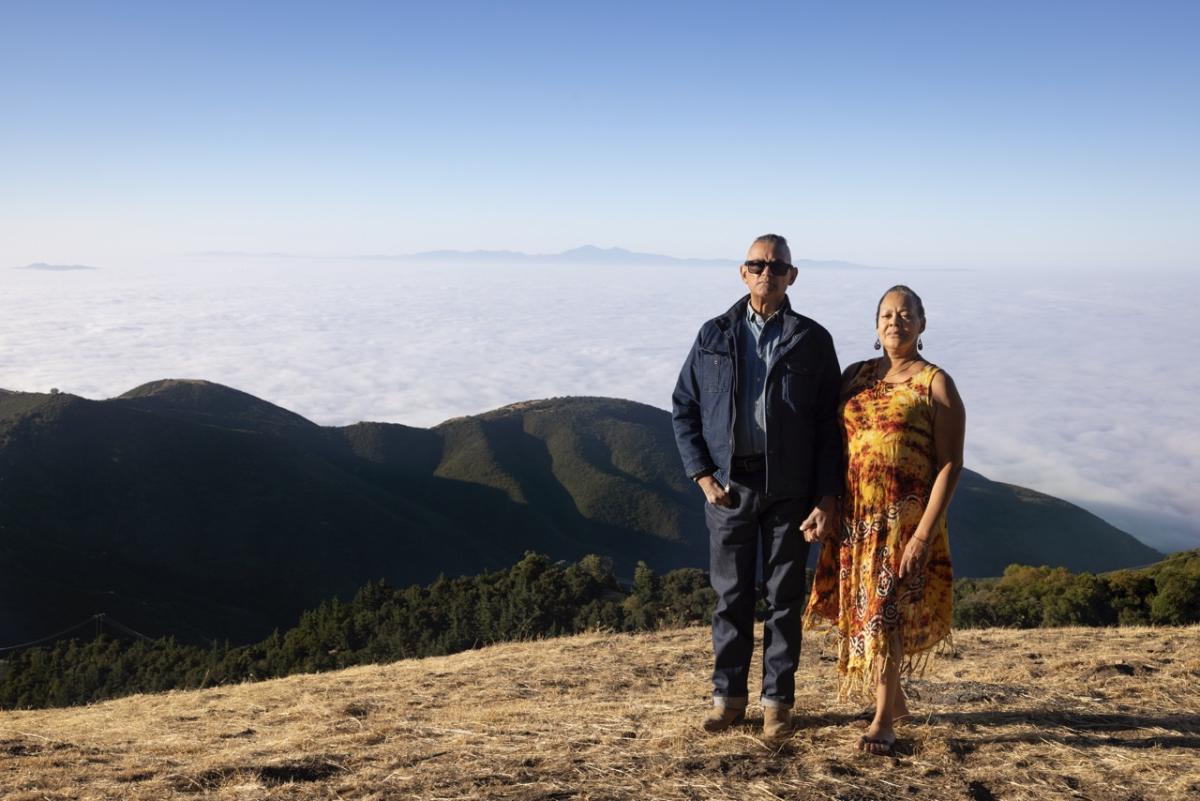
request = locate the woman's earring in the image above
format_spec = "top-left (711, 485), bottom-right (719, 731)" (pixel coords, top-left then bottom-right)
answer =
top-left (873, 338), bottom-right (881, 350)
top-left (917, 338), bottom-right (924, 351)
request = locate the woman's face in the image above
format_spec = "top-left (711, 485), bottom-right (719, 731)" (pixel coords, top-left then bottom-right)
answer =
top-left (876, 291), bottom-right (925, 353)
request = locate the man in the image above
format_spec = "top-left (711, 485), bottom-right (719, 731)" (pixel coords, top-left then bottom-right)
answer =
top-left (671, 233), bottom-right (842, 739)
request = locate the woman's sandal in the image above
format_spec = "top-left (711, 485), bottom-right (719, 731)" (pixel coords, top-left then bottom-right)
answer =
top-left (857, 734), bottom-right (897, 757)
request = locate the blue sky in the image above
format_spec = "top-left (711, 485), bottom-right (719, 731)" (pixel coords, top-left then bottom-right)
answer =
top-left (2, 1), bottom-right (1197, 270)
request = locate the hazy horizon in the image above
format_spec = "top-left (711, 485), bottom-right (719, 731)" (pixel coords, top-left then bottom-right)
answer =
top-left (12, 245), bottom-right (1195, 278)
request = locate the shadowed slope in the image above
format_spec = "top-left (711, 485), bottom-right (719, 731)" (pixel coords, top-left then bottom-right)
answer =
top-left (951, 470), bottom-right (1162, 576)
top-left (0, 389), bottom-right (478, 645)
top-left (0, 382), bottom-right (1160, 646)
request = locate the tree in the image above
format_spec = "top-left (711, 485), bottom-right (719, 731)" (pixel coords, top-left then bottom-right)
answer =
top-left (1150, 568), bottom-right (1200, 625)
top-left (622, 562), bottom-right (660, 630)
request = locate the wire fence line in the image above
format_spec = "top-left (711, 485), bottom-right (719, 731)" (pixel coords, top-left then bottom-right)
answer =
top-left (0, 613), bottom-right (156, 655)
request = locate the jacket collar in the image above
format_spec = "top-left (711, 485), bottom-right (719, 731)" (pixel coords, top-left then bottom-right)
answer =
top-left (715, 294), bottom-right (799, 339)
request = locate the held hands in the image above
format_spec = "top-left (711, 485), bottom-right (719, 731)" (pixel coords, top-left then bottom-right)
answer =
top-left (696, 475), bottom-right (734, 508)
top-left (799, 496), bottom-right (837, 543)
top-left (898, 529), bottom-right (933, 580)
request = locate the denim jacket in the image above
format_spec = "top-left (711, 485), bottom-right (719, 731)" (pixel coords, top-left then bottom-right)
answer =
top-left (671, 295), bottom-right (844, 499)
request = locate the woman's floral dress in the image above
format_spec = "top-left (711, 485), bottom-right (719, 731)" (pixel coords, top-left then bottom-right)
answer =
top-left (804, 360), bottom-right (953, 698)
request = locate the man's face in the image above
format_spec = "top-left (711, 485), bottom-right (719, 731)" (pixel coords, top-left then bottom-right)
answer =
top-left (739, 240), bottom-right (797, 308)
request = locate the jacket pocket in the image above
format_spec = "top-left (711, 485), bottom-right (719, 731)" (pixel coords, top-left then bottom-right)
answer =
top-left (781, 363), bottom-right (815, 407)
top-left (700, 350), bottom-right (732, 394)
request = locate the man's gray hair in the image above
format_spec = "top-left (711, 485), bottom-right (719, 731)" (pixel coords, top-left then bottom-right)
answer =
top-left (752, 233), bottom-right (789, 252)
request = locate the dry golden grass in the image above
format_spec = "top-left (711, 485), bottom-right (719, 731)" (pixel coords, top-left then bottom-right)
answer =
top-left (2, 625), bottom-right (1198, 800)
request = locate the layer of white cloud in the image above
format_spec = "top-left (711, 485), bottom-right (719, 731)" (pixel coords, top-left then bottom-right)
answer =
top-left (2, 258), bottom-right (1196, 553)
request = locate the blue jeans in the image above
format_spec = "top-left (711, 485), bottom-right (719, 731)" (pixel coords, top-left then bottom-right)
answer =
top-left (705, 468), bottom-right (811, 709)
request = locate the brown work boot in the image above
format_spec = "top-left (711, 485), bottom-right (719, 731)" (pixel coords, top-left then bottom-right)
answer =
top-left (701, 705), bottom-right (745, 733)
top-left (762, 707), bottom-right (793, 740)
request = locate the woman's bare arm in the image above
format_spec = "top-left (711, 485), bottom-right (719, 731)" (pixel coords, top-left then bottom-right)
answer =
top-left (899, 370), bottom-right (966, 579)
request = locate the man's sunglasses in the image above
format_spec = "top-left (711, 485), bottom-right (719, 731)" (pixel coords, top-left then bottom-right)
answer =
top-left (743, 259), bottom-right (794, 276)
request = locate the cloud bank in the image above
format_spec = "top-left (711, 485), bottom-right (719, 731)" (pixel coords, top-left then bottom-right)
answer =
top-left (2, 258), bottom-right (1195, 553)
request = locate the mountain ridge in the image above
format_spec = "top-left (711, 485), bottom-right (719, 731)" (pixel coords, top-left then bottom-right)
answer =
top-left (390, 246), bottom-right (872, 269)
top-left (0, 381), bottom-right (1161, 646)
top-left (190, 246), bottom-right (877, 269)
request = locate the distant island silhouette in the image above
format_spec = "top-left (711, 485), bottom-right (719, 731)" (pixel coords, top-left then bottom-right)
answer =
top-left (14, 262), bottom-right (99, 271)
top-left (192, 246), bottom-right (877, 270)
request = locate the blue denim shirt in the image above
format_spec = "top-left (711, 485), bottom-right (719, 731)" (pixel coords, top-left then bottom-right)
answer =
top-left (734, 301), bottom-right (784, 456)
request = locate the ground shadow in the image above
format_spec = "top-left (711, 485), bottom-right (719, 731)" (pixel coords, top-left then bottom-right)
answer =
top-left (931, 709), bottom-right (1200, 733)
top-left (928, 709), bottom-right (1200, 751)
top-left (948, 732), bottom-right (1200, 751)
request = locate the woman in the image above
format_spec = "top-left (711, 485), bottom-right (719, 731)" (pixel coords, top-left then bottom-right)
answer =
top-left (804, 285), bottom-right (966, 756)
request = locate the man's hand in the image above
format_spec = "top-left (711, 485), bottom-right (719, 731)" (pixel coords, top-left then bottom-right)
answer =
top-left (799, 496), bottom-right (837, 543)
top-left (696, 475), bottom-right (734, 508)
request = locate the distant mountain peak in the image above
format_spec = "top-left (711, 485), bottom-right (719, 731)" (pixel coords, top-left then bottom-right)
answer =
top-left (200, 246), bottom-right (875, 269)
top-left (560, 245), bottom-right (632, 255)
top-left (120, 378), bottom-right (241, 399)
top-left (437, 395), bottom-right (665, 427)
top-left (380, 246), bottom-right (873, 269)
top-left (117, 379), bottom-right (316, 430)
top-left (390, 245), bottom-right (700, 265)
top-left (123, 378), bottom-right (218, 392)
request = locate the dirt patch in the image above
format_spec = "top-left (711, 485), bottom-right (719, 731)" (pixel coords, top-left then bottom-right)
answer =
top-left (171, 756), bottom-right (346, 791)
top-left (216, 727), bottom-right (255, 739)
top-left (114, 769), bottom-right (156, 782)
top-left (502, 791), bottom-right (575, 801)
top-left (947, 739), bottom-right (976, 760)
top-left (677, 754), bottom-right (787, 778)
top-left (967, 780), bottom-right (998, 801)
top-left (1090, 662), bottom-right (1158, 678)
top-left (0, 739), bottom-right (38, 756)
top-left (824, 760), bottom-right (862, 777)
top-left (258, 757), bottom-right (346, 784)
top-left (343, 700), bottom-right (376, 719)
top-left (912, 680), bottom-right (1031, 704)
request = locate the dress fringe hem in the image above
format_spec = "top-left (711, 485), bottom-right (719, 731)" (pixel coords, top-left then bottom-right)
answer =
top-left (804, 612), bottom-right (955, 702)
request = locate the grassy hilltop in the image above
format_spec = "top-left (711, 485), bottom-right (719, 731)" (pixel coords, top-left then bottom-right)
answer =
top-left (2, 624), bottom-right (1198, 801)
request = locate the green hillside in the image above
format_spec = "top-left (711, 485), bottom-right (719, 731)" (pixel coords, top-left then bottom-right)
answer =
top-left (950, 470), bottom-right (1162, 574)
top-left (0, 381), bottom-right (1161, 647)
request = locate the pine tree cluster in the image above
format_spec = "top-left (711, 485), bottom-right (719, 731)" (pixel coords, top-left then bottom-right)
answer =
top-left (0, 553), bottom-right (713, 710)
top-left (4, 549), bottom-right (1196, 711)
